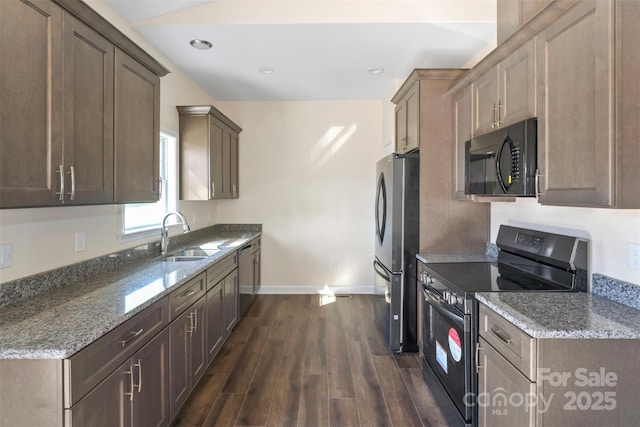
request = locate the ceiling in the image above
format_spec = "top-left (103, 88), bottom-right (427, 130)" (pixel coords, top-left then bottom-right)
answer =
top-left (100, 0), bottom-right (497, 101)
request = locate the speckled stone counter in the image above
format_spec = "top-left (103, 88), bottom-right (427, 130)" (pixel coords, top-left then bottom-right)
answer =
top-left (476, 292), bottom-right (640, 339)
top-left (0, 225), bottom-right (261, 359)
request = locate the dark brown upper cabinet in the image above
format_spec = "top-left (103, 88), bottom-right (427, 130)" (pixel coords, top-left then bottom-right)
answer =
top-left (177, 105), bottom-right (242, 201)
top-left (0, 0), bottom-right (168, 208)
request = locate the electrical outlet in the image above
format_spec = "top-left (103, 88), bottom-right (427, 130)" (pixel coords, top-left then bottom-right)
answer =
top-left (75, 232), bottom-right (86, 252)
top-left (629, 243), bottom-right (640, 271)
top-left (0, 243), bottom-right (12, 269)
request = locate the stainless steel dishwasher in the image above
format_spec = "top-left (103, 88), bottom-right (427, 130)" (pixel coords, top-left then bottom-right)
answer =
top-left (238, 240), bottom-right (256, 318)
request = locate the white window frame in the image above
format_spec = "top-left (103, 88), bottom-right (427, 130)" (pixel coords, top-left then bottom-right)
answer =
top-left (120, 130), bottom-right (179, 243)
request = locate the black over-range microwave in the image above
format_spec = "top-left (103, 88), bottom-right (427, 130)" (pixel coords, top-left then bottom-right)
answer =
top-left (465, 118), bottom-right (537, 197)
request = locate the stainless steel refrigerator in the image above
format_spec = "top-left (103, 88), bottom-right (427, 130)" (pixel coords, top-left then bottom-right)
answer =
top-left (373, 152), bottom-right (419, 353)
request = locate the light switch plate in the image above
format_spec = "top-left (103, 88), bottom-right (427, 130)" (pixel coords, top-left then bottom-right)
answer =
top-left (0, 243), bottom-right (12, 269)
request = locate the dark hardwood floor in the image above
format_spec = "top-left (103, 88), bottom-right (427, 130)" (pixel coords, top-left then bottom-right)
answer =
top-left (172, 294), bottom-right (448, 427)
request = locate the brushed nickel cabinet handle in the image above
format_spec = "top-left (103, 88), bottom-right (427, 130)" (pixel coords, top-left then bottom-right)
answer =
top-left (211, 180), bottom-right (216, 198)
top-left (67, 166), bottom-right (75, 201)
top-left (535, 169), bottom-right (542, 201)
top-left (475, 342), bottom-right (482, 373)
top-left (491, 104), bottom-right (497, 129)
top-left (490, 327), bottom-right (513, 344)
top-left (193, 310), bottom-right (198, 332)
top-left (120, 328), bottom-right (144, 347)
top-left (125, 367), bottom-right (134, 402)
top-left (134, 358), bottom-right (142, 393)
top-left (182, 287), bottom-right (198, 298)
top-left (187, 312), bottom-right (194, 335)
top-left (497, 101), bottom-right (503, 126)
top-left (158, 178), bottom-right (163, 198)
top-left (56, 165), bottom-right (65, 202)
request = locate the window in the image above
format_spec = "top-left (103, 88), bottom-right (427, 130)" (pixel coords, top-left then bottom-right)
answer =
top-left (122, 131), bottom-right (178, 237)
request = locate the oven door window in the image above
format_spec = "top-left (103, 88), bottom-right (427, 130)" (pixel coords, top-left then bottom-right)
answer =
top-left (423, 290), bottom-right (472, 421)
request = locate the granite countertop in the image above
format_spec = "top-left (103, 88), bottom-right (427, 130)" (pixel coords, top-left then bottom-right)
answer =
top-left (476, 292), bottom-right (640, 339)
top-left (0, 226), bottom-right (261, 359)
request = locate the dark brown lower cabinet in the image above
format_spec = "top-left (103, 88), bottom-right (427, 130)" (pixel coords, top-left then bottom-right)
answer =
top-left (66, 328), bottom-right (170, 427)
top-left (206, 280), bottom-right (224, 362)
top-left (222, 270), bottom-right (238, 338)
top-left (169, 296), bottom-right (207, 418)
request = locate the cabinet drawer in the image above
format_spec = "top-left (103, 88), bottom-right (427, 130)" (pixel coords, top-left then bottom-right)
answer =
top-left (64, 296), bottom-right (169, 407)
top-left (170, 272), bottom-right (207, 319)
top-left (479, 304), bottom-right (537, 381)
top-left (207, 253), bottom-right (237, 290)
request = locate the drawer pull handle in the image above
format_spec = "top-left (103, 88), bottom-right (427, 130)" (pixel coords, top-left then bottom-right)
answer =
top-left (120, 328), bottom-right (144, 347)
top-left (475, 342), bottom-right (482, 373)
top-left (491, 327), bottom-right (513, 344)
top-left (182, 288), bottom-right (198, 298)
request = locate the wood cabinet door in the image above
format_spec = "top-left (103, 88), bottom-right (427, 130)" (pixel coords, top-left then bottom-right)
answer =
top-left (169, 312), bottom-right (191, 418)
top-left (394, 101), bottom-right (408, 153)
top-left (0, 0), bottom-right (63, 207)
top-left (209, 116), bottom-right (225, 199)
top-left (132, 328), bottom-right (170, 427)
top-left (499, 37), bottom-right (536, 128)
top-left (405, 86), bottom-right (420, 152)
top-left (537, 0), bottom-right (614, 206)
top-left (477, 337), bottom-right (536, 427)
top-left (223, 270), bottom-right (238, 338)
top-left (62, 13), bottom-right (114, 205)
top-left (472, 66), bottom-right (499, 136)
top-left (67, 360), bottom-right (132, 427)
top-left (206, 282), bottom-right (224, 363)
top-left (229, 130), bottom-right (239, 198)
top-left (114, 48), bottom-right (160, 203)
top-left (452, 86), bottom-right (474, 200)
top-left (190, 297), bottom-right (207, 386)
top-left (220, 128), bottom-right (233, 198)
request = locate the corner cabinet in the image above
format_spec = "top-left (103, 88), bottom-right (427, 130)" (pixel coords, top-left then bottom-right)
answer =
top-left (178, 105), bottom-right (242, 200)
top-left (0, 0), bottom-right (168, 208)
top-left (537, 0), bottom-right (639, 208)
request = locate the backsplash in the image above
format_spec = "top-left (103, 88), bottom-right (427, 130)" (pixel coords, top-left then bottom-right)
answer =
top-left (592, 274), bottom-right (640, 311)
top-left (0, 224), bottom-right (262, 308)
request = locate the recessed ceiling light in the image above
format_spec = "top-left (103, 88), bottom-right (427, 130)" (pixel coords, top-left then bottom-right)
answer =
top-left (190, 39), bottom-right (212, 50)
top-left (258, 67), bottom-right (275, 75)
top-left (368, 67), bottom-right (385, 75)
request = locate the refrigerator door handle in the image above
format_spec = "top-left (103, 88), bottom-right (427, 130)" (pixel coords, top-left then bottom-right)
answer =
top-left (375, 173), bottom-right (387, 245)
top-left (373, 259), bottom-right (391, 282)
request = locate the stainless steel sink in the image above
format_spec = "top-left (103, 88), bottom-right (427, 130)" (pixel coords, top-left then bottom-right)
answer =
top-left (163, 245), bottom-right (220, 262)
top-left (163, 255), bottom-right (208, 262)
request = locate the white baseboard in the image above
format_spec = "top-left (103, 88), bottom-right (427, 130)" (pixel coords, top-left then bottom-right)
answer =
top-left (257, 285), bottom-right (374, 295)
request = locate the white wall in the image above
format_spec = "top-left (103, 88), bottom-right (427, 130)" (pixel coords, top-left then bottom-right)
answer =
top-left (0, 0), bottom-right (222, 284)
top-left (216, 101), bottom-right (382, 293)
top-left (491, 199), bottom-right (640, 285)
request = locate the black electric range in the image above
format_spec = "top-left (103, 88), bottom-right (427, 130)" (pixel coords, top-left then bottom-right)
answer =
top-left (418, 225), bottom-right (589, 427)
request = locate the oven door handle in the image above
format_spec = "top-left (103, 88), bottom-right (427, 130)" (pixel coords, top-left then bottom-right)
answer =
top-left (423, 289), bottom-right (464, 324)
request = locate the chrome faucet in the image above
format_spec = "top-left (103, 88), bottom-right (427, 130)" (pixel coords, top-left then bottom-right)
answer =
top-left (160, 211), bottom-right (190, 255)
